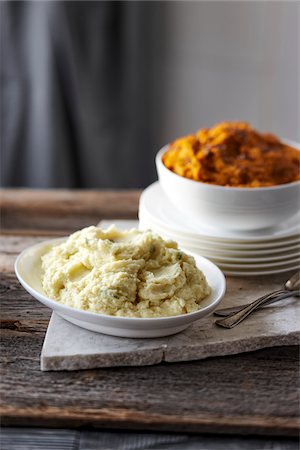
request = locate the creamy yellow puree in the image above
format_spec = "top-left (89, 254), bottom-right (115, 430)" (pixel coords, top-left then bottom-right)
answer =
top-left (41, 226), bottom-right (210, 318)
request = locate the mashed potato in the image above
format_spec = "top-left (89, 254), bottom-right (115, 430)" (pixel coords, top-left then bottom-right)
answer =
top-left (41, 226), bottom-right (210, 318)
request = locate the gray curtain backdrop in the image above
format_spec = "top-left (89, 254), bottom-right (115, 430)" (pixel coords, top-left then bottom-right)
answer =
top-left (2, 2), bottom-right (297, 188)
top-left (1, 1), bottom-right (164, 188)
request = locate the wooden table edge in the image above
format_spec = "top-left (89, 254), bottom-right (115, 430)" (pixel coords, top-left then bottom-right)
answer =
top-left (1, 406), bottom-right (299, 436)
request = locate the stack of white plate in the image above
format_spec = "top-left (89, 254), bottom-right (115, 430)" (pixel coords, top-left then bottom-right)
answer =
top-left (139, 182), bottom-right (300, 276)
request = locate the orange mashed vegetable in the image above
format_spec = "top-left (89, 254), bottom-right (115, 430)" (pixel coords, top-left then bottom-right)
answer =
top-left (163, 122), bottom-right (300, 187)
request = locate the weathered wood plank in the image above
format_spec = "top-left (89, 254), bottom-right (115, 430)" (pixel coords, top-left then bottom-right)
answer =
top-left (1, 189), bottom-right (140, 232)
top-left (1, 405), bottom-right (299, 436)
top-left (0, 236), bottom-right (64, 253)
top-left (0, 189), bottom-right (299, 436)
top-left (0, 269), bottom-right (299, 435)
top-left (0, 229), bottom-right (70, 237)
top-left (0, 235), bottom-right (66, 272)
top-left (1, 341), bottom-right (299, 435)
top-left (1, 189), bottom-right (141, 215)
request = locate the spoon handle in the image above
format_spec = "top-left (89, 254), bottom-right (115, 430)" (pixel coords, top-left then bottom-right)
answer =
top-left (213, 289), bottom-right (286, 317)
top-left (215, 290), bottom-right (300, 329)
top-left (285, 271), bottom-right (300, 290)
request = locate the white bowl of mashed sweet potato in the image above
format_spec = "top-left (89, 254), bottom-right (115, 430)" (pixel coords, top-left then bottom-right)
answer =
top-left (156, 122), bottom-right (300, 231)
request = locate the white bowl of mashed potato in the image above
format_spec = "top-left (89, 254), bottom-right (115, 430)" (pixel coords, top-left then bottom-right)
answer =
top-left (15, 226), bottom-right (226, 338)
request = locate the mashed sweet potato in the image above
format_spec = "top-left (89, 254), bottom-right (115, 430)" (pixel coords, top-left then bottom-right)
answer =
top-left (162, 122), bottom-right (300, 187)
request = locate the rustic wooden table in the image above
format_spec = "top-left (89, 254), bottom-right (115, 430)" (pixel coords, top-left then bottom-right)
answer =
top-left (0, 189), bottom-right (299, 448)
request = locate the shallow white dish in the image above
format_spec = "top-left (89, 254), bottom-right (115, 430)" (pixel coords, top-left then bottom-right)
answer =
top-left (205, 257), bottom-right (300, 270)
top-left (221, 265), bottom-right (299, 277)
top-left (156, 140), bottom-right (300, 231)
top-left (191, 250), bottom-right (300, 264)
top-left (181, 248), bottom-right (299, 276)
top-left (139, 215), bottom-right (300, 276)
top-left (140, 182), bottom-right (300, 243)
top-left (15, 238), bottom-right (226, 338)
top-left (139, 211), bottom-right (300, 250)
top-left (140, 219), bottom-right (300, 257)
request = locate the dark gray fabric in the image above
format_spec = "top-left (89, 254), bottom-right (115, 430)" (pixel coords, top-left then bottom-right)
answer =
top-left (1, 428), bottom-right (299, 450)
top-left (1, 1), bottom-right (164, 188)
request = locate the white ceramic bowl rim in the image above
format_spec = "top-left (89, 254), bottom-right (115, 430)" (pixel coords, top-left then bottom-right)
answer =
top-left (157, 139), bottom-right (300, 192)
top-left (15, 238), bottom-right (226, 324)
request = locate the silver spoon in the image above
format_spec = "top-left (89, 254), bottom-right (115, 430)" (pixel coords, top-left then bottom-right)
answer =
top-left (214, 271), bottom-right (300, 317)
top-left (215, 271), bottom-right (300, 329)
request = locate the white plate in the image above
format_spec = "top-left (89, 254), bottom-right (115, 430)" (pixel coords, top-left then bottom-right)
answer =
top-left (139, 216), bottom-right (300, 257)
top-left (221, 265), bottom-right (299, 277)
top-left (181, 249), bottom-right (300, 264)
top-left (205, 257), bottom-right (300, 270)
top-left (139, 208), bottom-right (300, 248)
top-left (102, 219), bottom-right (300, 263)
top-left (15, 238), bottom-right (226, 338)
top-left (140, 183), bottom-right (300, 244)
top-left (139, 214), bottom-right (300, 250)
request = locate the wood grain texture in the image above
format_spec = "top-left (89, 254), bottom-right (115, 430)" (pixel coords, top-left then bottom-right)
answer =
top-left (1, 286), bottom-right (299, 436)
top-left (0, 189), bottom-right (300, 436)
top-left (1, 189), bottom-right (140, 232)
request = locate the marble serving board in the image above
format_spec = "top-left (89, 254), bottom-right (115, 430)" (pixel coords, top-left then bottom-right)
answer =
top-left (41, 220), bottom-right (300, 371)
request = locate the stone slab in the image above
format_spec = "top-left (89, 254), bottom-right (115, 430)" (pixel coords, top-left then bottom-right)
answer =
top-left (41, 297), bottom-right (300, 371)
top-left (40, 220), bottom-right (300, 371)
